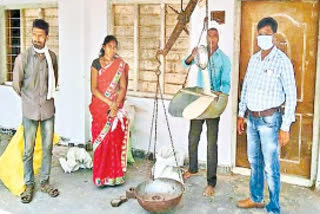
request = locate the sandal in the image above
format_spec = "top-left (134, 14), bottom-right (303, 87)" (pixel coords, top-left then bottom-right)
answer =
top-left (40, 183), bottom-right (59, 198)
top-left (20, 185), bottom-right (34, 203)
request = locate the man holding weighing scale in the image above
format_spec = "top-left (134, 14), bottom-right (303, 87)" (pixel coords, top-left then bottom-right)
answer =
top-left (181, 27), bottom-right (231, 196)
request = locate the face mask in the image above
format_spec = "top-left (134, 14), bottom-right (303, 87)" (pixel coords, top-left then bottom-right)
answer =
top-left (257, 35), bottom-right (273, 50)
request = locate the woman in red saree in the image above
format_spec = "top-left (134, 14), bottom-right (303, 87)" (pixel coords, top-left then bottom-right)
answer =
top-left (89, 35), bottom-right (129, 186)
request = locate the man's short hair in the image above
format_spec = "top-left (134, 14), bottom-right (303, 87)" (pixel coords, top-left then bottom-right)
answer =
top-left (33, 19), bottom-right (49, 35)
top-left (208, 27), bottom-right (219, 34)
top-left (257, 17), bottom-right (278, 33)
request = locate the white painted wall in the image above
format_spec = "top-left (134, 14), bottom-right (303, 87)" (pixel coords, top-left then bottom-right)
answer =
top-left (210, 0), bottom-right (235, 166)
top-left (1, 0), bottom-right (320, 186)
top-left (0, 86), bottom-right (21, 128)
top-left (0, 0), bottom-right (236, 166)
top-left (179, 0), bottom-right (235, 165)
top-left (126, 97), bottom-right (189, 155)
top-left (316, 130), bottom-right (320, 186)
top-left (83, 0), bottom-right (108, 143)
top-left (56, 0), bottom-right (107, 144)
top-left (55, 0), bottom-right (86, 143)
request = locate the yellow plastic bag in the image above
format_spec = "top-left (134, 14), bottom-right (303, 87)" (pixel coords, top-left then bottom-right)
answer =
top-left (0, 125), bottom-right (60, 196)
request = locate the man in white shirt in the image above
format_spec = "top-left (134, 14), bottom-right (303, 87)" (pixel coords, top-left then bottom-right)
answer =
top-left (237, 17), bottom-right (297, 214)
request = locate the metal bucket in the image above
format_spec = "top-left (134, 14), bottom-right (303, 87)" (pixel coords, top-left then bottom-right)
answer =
top-left (134, 178), bottom-right (185, 213)
top-left (195, 45), bottom-right (208, 70)
top-left (168, 87), bottom-right (228, 119)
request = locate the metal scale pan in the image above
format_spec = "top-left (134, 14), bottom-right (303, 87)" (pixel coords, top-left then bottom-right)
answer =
top-left (111, 1), bottom-right (209, 212)
top-left (134, 178), bottom-right (185, 213)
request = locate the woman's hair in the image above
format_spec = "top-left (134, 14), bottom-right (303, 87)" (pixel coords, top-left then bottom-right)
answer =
top-left (99, 35), bottom-right (119, 57)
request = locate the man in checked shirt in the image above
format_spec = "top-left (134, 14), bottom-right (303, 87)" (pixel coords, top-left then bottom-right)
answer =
top-left (237, 17), bottom-right (297, 214)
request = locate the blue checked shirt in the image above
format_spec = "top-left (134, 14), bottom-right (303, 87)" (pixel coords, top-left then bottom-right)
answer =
top-left (238, 46), bottom-right (297, 131)
top-left (182, 48), bottom-right (231, 95)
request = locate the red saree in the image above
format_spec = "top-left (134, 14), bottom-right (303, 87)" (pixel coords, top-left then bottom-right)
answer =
top-left (89, 57), bottom-right (129, 186)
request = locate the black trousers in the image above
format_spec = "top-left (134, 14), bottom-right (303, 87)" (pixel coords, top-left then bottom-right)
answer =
top-left (188, 117), bottom-right (220, 187)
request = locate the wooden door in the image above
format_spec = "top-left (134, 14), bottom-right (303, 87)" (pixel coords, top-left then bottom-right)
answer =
top-left (236, 0), bottom-right (319, 178)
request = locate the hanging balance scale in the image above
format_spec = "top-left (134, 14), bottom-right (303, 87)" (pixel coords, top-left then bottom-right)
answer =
top-left (130, 46), bottom-right (186, 212)
top-left (110, 0), bottom-right (228, 212)
top-left (130, 1), bottom-right (202, 212)
top-left (110, 61), bottom-right (185, 212)
top-left (111, 46), bottom-right (185, 213)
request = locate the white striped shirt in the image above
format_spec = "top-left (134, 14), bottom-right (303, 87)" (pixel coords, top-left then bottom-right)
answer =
top-left (238, 46), bottom-right (297, 131)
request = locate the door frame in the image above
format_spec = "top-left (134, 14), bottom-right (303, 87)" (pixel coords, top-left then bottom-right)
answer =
top-left (231, 0), bottom-right (320, 187)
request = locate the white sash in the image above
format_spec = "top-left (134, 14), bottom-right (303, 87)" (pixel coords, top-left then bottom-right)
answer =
top-left (33, 45), bottom-right (55, 100)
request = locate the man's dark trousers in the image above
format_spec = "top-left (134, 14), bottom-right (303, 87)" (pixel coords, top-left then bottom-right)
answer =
top-left (188, 117), bottom-right (220, 187)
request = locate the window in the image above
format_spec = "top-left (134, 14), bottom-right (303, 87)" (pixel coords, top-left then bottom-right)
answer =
top-left (5, 9), bottom-right (21, 82)
top-left (112, 2), bottom-right (190, 97)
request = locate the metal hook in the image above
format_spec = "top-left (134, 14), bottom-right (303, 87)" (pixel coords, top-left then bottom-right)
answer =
top-left (181, 0), bottom-right (185, 12)
top-left (155, 53), bottom-right (161, 76)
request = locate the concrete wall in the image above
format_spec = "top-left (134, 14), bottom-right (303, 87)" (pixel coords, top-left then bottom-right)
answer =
top-left (55, 0), bottom-right (86, 143)
top-left (183, 0), bottom-right (236, 165)
top-left (0, 0), bottom-right (236, 166)
top-left (113, 3), bottom-right (190, 95)
top-left (56, 0), bottom-right (107, 143)
top-left (83, 0), bottom-right (108, 143)
top-left (126, 96), bottom-right (188, 155)
top-left (0, 86), bottom-right (21, 128)
top-left (316, 126), bottom-right (320, 186)
top-left (120, 0), bottom-right (236, 166)
top-left (1, 0), bottom-right (320, 187)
